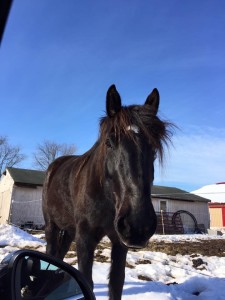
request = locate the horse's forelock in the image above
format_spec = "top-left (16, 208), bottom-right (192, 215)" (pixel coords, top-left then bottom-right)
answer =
top-left (99, 105), bottom-right (174, 164)
top-left (100, 107), bottom-right (134, 142)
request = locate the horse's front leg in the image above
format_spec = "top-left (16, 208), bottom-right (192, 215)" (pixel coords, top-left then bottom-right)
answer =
top-left (108, 242), bottom-right (128, 300)
top-left (76, 234), bottom-right (97, 289)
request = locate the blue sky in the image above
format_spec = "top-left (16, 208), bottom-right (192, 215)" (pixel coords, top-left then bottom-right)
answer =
top-left (1, 0), bottom-right (225, 191)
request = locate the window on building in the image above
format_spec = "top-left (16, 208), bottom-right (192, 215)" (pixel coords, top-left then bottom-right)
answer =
top-left (160, 200), bottom-right (167, 212)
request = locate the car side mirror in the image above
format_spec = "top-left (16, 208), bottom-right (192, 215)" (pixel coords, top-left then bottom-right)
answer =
top-left (0, 249), bottom-right (96, 300)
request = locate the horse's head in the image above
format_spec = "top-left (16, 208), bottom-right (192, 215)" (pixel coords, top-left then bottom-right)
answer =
top-left (100, 85), bottom-right (172, 248)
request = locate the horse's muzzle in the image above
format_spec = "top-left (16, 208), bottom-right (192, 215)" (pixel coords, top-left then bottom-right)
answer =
top-left (115, 212), bottom-right (157, 248)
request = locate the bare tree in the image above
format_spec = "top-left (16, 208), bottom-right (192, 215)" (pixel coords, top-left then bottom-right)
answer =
top-left (0, 136), bottom-right (25, 175)
top-left (33, 140), bottom-right (76, 170)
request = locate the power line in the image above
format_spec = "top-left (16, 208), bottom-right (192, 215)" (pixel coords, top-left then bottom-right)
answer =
top-left (152, 191), bottom-right (225, 196)
top-left (11, 199), bottom-right (41, 203)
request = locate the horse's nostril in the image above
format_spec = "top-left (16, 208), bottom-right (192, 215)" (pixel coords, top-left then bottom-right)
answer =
top-left (117, 216), bottom-right (131, 238)
top-left (144, 226), bottom-right (152, 234)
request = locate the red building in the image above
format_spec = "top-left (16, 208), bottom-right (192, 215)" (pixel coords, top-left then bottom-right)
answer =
top-left (192, 182), bottom-right (225, 229)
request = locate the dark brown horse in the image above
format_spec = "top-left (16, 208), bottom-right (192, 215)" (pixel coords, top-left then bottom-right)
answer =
top-left (42, 85), bottom-right (172, 300)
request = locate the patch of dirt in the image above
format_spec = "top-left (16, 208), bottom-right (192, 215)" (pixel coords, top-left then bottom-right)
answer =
top-left (138, 275), bottom-right (152, 281)
top-left (138, 259), bottom-right (152, 264)
top-left (125, 262), bottom-right (135, 269)
top-left (95, 249), bottom-right (110, 263)
top-left (143, 239), bottom-right (225, 257)
top-left (65, 251), bottom-right (76, 258)
top-left (191, 257), bottom-right (208, 270)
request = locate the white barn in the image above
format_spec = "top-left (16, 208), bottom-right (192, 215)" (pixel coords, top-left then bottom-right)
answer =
top-left (152, 185), bottom-right (211, 233)
top-left (0, 168), bottom-right (45, 228)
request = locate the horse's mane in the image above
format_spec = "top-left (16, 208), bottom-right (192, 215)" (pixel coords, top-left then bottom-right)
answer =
top-left (74, 104), bottom-right (174, 179)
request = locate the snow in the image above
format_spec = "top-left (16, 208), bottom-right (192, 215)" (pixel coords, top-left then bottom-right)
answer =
top-left (0, 224), bottom-right (45, 248)
top-left (1, 224), bottom-right (225, 299)
top-left (192, 183), bottom-right (225, 203)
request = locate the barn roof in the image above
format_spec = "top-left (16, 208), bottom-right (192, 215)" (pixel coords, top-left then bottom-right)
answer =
top-left (152, 185), bottom-right (210, 203)
top-left (5, 167), bottom-right (46, 187)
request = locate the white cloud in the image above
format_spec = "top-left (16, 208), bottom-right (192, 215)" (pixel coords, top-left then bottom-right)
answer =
top-left (154, 126), bottom-right (225, 190)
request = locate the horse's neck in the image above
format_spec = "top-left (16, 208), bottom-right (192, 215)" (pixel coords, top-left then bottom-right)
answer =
top-left (77, 141), bottom-right (104, 177)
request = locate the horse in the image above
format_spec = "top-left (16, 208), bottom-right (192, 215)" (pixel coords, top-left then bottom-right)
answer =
top-left (42, 85), bottom-right (172, 300)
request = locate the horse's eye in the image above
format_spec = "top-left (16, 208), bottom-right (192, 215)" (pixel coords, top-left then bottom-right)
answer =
top-left (106, 133), bottom-right (117, 149)
top-left (105, 138), bottom-right (113, 148)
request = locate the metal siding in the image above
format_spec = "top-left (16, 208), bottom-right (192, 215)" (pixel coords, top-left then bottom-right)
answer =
top-left (152, 198), bottom-right (210, 230)
top-left (11, 186), bottom-right (44, 226)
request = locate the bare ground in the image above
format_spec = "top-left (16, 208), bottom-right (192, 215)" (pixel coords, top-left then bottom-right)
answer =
top-left (144, 239), bottom-right (225, 257)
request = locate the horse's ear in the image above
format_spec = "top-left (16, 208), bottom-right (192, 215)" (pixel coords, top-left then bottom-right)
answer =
top-left (106, 85), bottom-right (122, 117)
top-left (145, 88), bottom-right (159, 115)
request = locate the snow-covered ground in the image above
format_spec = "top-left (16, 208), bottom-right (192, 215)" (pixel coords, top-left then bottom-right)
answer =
top-left (0, 224), bottom-right (225, 300)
